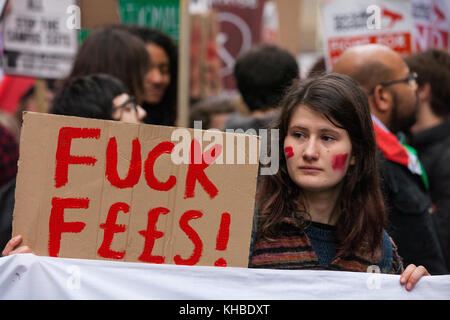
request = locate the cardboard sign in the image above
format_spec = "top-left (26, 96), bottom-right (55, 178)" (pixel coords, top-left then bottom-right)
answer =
top-left (12, 112), bottom-right (260, 268)
top-left (1, 0), bottom-right (78, 79)
top-left (412, 0), bottom-right (450, 51)
top-left (79, 0), bottom-right (119, 29)
top-left (321, 0), bottom-right (414, 70)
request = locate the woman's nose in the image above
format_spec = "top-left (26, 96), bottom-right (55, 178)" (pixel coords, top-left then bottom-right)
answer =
top-left (147, 68), bottom-right (163, 84)
top-left (302, 139), bottom-right (319, 161)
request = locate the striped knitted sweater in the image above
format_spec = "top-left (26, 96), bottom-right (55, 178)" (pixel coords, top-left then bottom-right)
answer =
top-left (249, 218), bottom-right (403, 274)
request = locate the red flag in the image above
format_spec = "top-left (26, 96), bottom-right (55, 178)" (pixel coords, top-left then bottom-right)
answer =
top-left (0, 74), bottom-right (35, 114)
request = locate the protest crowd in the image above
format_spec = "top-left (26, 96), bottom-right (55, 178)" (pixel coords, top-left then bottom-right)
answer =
top-left (0, 0), bottom-right (449, 300)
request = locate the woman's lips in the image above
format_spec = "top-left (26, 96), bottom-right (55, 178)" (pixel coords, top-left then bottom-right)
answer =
top-left (147, 90), bottom-right (164, 96)
top-left (298, 166), bottom-right (323, 173)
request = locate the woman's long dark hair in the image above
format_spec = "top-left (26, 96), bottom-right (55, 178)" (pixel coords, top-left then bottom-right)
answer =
top-left (67, 27), bottom-right (151, 104)
top-left (257, 73), bottom-right (386, 256)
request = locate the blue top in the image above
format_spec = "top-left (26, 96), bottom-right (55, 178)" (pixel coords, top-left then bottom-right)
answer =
top-left (304, 222), bottom-right (337, 266)
top-left (248, 213), bottom-right (394, 272)
top-left (304, 221), bottom-right (393, 272)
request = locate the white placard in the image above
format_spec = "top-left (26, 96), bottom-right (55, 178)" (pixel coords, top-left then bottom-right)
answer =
top-left (412, 0), bottom-right (450, 51)
top-left (320, 0), bottom-right (414, 69)
top-left (1, 0), bottom-right (78, 79)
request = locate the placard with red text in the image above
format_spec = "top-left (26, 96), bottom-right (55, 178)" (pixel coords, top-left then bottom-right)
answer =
top-left (320, 0), bottom-right (414, 70)
top-left (12, 112), bottom-right (259, 268)
top-left (412, 0), bottom-right (449, 52)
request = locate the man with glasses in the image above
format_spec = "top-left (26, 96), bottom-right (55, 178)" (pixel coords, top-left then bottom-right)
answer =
top-left (333, 44), bottom-right (447, 275)
top-left (368, 72), bottom-right (417, 94)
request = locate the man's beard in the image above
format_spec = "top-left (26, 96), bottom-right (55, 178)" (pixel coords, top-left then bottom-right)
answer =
top-left (390, 91), bottom-right (419, 134)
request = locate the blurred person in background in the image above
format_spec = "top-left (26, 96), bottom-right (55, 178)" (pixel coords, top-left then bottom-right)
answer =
top-left (333, 44), bottom-right (447, 274)
top-left (51, 74), bottom-right (146, 123)
top-left (67, 26), bottom-right (151, 106)
top-left (127, 26), bottom-right (178, 126)
top-left (406, 49), bottom-right (450, 272)
top-left (225, 44), bottom-right (299, 133)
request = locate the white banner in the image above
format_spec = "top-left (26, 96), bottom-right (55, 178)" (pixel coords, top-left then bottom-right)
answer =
top-left (0, 254), bottom-right (449, 300)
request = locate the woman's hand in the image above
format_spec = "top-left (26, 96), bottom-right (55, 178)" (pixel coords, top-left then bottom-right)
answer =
top-left (400, 264), bottom-right (430, 291)
top-left (2, 235), bottom-right (33, 257)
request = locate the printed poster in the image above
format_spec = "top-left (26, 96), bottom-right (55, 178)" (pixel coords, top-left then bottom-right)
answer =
top-left (1, 0), bottom-right (78, 79)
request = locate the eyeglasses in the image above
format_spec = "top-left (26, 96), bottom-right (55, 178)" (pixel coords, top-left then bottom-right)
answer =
top-left (369, 72), bottom-right (417, 95)
top-left (112, 96), bottom-right (138, 113)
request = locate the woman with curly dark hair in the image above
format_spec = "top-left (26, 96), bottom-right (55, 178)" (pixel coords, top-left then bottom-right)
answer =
top-left (127, 26), bottom-right (178, 126)
top-left (249, 73), bottom-right (429, 291)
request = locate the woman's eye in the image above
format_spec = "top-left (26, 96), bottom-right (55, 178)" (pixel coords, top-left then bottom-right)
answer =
top-left (322, 136), bottom-right (335, 142)
top-left (292, 132), bottom-right (304, 139)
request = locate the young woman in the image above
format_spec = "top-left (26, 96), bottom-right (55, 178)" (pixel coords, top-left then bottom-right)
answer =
top-left (249, 73), bottom-right (429, 291)
top-left (127, 26), bottom-right (178, 126)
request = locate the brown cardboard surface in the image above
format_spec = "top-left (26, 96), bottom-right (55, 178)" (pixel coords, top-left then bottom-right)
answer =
top-left (13, 112), bottom-right (259, 268)
top-left (79, 0), bottom-right (119, 29)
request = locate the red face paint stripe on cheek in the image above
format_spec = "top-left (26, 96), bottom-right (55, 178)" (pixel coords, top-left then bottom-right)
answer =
top-left (284, 147), bottom-right (294, 159)
top-left (332, 154), bottom-right (349, 171)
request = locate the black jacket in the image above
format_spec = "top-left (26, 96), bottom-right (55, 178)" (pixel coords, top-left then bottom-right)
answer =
top-left (0, 177), bottom-right (15, 252)
top-left (411, 118), bottom-right (450, 272)
top-left (142, 101), bottom-right (174, 126)
top-left (378, 151), bottom-right (448, 274)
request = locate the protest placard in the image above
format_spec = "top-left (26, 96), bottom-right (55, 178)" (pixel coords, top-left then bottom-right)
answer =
top-left (1, 0), bottom-right (78, 79)
top-left (12, 112), bottom-right (260, 268)
top-left (211, 0), bottom-right (267, 91)
top-left (412, 0), bottom-right (449, 51)
top-left (79, 0), bottom-right (119, 29)
top-left (189, 11), bottom-right (222, 100)
top-left (118, 0), bottom-right (181, 42)
top-left (320, 0), bottom-right (414, 70)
